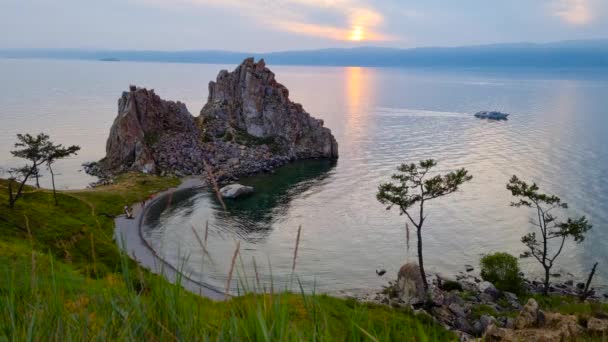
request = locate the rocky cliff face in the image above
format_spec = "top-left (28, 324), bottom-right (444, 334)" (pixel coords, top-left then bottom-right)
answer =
top-left (104, 86), bottom-right (204, 174)
top-left (93, 58), bottom-right (338, 181)
top-left (200, 58), bottom-right (338, 159)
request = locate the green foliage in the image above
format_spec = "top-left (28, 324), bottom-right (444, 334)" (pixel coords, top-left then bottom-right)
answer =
top-left (0, 250), bottom-right (456, 341)
top-left (7, 132), bottom-right (80, 207)
top-left (377, 159), bottom-right (472, 289)
top-left (470, 304), bottom-right (499, 319)
top-left (0, 173), bottom-right (179, 277)
top-left (7, 133), bottom-right (54, 205)
top-left (507, 175), bottom-right (592, 294)
top-left (377, 160), bottom-right (473, 219)
top-left (0, 174), bottom-right (456, 341)
top-left (441, 280), bottom-right (463, 292)
top-left (480, 252), bottom-right (524, 294)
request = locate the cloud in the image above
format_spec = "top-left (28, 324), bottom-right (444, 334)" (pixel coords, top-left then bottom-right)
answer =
top-left (136, 0), bottom-right (395, 42)
top-left (552, 0), bottom-right (592, 25)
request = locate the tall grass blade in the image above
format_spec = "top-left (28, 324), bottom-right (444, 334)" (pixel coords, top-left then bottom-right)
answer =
top-left (225, 241), bottom-right (240, 297)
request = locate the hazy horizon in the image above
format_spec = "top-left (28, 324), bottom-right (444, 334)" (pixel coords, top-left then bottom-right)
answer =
top-left (2, 1), bottom-right (608, 52)
top-left (3, 39), bottom-right (607, 68)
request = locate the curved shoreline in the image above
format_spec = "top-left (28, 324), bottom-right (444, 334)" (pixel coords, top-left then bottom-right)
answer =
top-left (114, 177), bottom-right (227, 301)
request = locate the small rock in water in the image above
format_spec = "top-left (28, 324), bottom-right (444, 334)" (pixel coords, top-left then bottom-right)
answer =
top-left (474, 111), bottom-right (509, 120)
top-left (465, 265), bottom-right (474, 272)
top-left (219, 183), bottom-right (254, 199)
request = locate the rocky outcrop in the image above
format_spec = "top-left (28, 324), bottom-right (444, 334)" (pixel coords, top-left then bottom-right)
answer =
top-left (104, 86), bottom-right (204, 174)
top-left (199, 58), bottom-right (338, 159)
top-left (483, 299), bottom-right (585, 341)
top-left (220, 184), bottom-right (254, 199)
top-left (92, 58), bottom-right (339, 180)
top-left (396, 263), bottom-right (426, 305)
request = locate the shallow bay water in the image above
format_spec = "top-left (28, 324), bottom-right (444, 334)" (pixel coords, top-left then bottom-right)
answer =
top-left (1, 59), bottom-right (607, 293)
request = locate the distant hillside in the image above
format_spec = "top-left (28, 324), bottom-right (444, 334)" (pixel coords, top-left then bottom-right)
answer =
top-left (2, 40), bottom-right (608, 68)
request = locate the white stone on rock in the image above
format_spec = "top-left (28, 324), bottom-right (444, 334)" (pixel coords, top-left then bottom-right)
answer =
top-left (220, 184), bottom-right (254, 199)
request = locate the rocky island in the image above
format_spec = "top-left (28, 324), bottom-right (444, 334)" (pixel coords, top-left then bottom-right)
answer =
top-left (87, 58), bottom-right (338, 182)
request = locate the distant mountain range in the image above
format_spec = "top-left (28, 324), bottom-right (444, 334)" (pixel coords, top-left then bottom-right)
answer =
top-left (1, 40), bottom-right (608, 68)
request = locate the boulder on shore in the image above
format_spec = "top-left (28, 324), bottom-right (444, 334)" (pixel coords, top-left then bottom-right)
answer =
top-left (396, 263), bottom-right (426, 305)
top-left (220, 184), bottom-right (254, 199)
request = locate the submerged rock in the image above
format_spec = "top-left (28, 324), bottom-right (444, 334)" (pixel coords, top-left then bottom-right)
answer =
top-left (220, 184), bottom-right (254, 199)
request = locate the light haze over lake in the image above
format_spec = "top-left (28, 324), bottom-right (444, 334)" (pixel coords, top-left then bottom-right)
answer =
top-left (1, 58), bottom-right (607, 293)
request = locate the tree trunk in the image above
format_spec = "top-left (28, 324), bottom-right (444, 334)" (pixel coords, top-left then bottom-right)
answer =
top-left (580, 262), bottom-right (598, 301)
top-left (543, 267), bottom-right (550, 295)
top-left (8, 180), bottom-right (14, 208)
top-left (11, 169), bottom-right (35, 209)
top-left (49, 164), bottom-right (57, 205)
top-left (417, 226), bottom-right (428, 290)
top-left (33, 164), bottom-right (40, 188)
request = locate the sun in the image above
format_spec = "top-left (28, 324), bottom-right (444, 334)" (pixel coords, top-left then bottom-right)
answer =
top-left (348, 26), bottom-right (364, 41)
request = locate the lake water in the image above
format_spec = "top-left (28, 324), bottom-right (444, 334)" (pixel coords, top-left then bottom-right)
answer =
top-left (1, 59), bottom-right (607, 294)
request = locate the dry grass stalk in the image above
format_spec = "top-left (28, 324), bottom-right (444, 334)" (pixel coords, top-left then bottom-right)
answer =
top-left (202, 160), bottom-right (227, 211)
top-left (190, 224), bottom-right (211, 257)
top-left (406, 223), bottom-right (410, 252)
top-left (225, 241), bottom-right (240, 297)
top-left (204, 220), bottom-right (209, 245)
top-left (252, 256), bottom-right (262, 292)
top-left (292, 225), bottom-right (302, 273)
top-left (268, 257), bottom-right (274, 298)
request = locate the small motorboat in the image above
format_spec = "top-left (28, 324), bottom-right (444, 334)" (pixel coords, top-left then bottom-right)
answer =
top-left (474, 111), bottom-right (509, 120)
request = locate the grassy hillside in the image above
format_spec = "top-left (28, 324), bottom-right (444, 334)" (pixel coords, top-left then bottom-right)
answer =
top-left (0, 173), bottom-right (180, 276)
top-left (0, 174), bottom-right (455, 341)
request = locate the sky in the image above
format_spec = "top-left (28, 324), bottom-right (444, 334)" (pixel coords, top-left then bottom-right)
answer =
top-left (1, 0), bottom-right (608, 52)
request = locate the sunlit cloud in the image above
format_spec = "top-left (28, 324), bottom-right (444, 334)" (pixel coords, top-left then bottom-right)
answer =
top-left (552, 0), bottom-right (592, 25)
top-left (275, 21), bottom-right (390, 42)
top-left (274, 6), bottom-right (392, 42)
top-left (136, 0), bottom-right (395, 42)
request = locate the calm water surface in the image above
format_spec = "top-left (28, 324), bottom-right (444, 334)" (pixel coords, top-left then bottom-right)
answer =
top-left (1, 59), bottom-right (607, 293)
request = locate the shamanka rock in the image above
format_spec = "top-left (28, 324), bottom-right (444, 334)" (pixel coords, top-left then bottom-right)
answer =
top-left (199, 57), bottom-right (338, 159)
top-left (90, 58), bottom-right (339, 181)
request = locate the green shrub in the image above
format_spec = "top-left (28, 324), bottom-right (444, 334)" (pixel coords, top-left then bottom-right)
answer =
top-left (441, 280), bottom-right (463, 292)
top-left (480, 252), bottom-right (524, 294)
